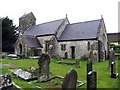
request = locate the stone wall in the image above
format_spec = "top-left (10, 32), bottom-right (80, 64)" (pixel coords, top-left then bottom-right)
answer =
top-left (15, 35), bottom-right (41, 57)
top-left (57, 40), bottom-right (98, 59)
top-left (97, 19), bottom-right (108, 61)
top-left (37, 35), bottom-right (58, 56)
top-left (56, 17), bottom-right (69, 38)
top-left (14, 35), bottom-right (27, 56)
top-left (15, 12), bottom-right (36, 56)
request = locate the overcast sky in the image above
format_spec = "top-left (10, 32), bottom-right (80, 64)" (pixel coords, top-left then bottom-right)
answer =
top-left (0, 0), bottom-right (119, 33)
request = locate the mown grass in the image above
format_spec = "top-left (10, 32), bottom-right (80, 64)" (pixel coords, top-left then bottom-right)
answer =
top-left (1, 58), bottom-right (120, 89)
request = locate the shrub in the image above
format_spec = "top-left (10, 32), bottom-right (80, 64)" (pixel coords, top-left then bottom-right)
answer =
top-left (115, 45), bottom-right (120, 53)
top-left (80, 55), bottom-right (88, 60)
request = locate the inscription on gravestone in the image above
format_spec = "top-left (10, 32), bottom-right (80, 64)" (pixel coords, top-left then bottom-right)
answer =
top-left (62, 69), bottom-right (78, 90)
top-left (38, 53), bottom-right (51, 82)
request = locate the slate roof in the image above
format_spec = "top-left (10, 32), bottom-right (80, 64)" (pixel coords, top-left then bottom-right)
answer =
top-left (23, 36), bottom-right (42, 48)
top-left (58, 19), bottom-right (101, 41)
top-left (23, 19), bottom-right (64, 36)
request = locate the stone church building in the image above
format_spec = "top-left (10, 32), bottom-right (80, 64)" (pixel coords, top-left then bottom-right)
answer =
top-left (15, 12), bottom-right (108, 61)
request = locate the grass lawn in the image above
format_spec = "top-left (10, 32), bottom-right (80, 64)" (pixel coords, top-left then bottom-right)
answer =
top-left (1, 58), bottom-right (120, 89)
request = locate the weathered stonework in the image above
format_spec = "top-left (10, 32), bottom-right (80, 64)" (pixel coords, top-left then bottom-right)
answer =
top-left (15, 13), bottom-right (108, 61)
top-left (56, 17), bottom-right (69, 38)
top-left (57, 40), bottom-right (98, 59)
top-left (15, 12), bottom-right (36, 56)
top-left (97, 18), bottom-right (108, 61)
top-left (19, 12), bottom-right (36, 33)
top-left (38, 54), bottom-right (50, 82)
top-left (15, 35), bottom-right (26, 56)
top-left (37, 35), bottom-right (57, 56)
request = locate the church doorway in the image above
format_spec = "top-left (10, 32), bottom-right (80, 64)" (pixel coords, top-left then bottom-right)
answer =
top-left (71, 46), bottom-right (75, 59)
top-left (19, 43), bottom-right (22, 54)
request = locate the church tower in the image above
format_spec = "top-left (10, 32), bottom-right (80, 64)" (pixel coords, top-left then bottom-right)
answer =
top-left (15, 12), bottom-right (36, 56)
top-left (19, 12), bottom-right (36, 34)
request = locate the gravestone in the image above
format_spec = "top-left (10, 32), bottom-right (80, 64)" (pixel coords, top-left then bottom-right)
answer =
top-left (11, 69), bottom-right (37, 81)
top-left (110, 62), bottom-right (119, 78)
top-left (0, 74), bottom-right (13, 89)
top-left (87, 49), bottom-right (93, 73)
top-left (58, 62), bottom-right (76, 65)
top-left (87, 60), bottom-right (92, 73)
top-left (108, 49), bottom-right (115, 71)
top-left (87, 71), bottom-right (97, 90)
top-left (62, 69), bottom-right (78, 90)
top-left (89, 51), bottom-right (93, 61)
top-left (38, 53), bottom-right (51, 82)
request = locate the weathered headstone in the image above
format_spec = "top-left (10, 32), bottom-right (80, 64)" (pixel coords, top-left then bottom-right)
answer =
top-left (110, 62), bottom-right (119, 78)
top-left (87, 60), bottom-right (92, 73)
top-left (38, 53), bottom-right (51, 82)
top-left (89, 51), bottom-right (93, 61)
top-left (108, 49), bottom-right (115, 71)
top-left (87, 71), bottom-right (97, 90)
top-left (62, 69), bottom-right (78, 90)
top-left (0, 74), bottom-right (13, 89)
top-left (87, 49), bottom-right (93, 73)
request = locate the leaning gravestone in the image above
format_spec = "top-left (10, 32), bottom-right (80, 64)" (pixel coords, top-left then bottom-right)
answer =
top-left (108, 49), bottom-right (115, 71)
top-left (38, 53), bottom-right (51, 82)
top-left (62, 69), bottom-right (78, 90)
top-left (0, 74), bottom-right (13, 89)
top-left (87, 71), bottom-right (97, 90)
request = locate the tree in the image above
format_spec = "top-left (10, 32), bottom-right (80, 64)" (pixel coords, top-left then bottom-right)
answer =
top-left (2, 17), bottom-right (17, 53)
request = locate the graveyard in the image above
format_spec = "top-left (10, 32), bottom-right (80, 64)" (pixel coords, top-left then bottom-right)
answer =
top-left (1, 56), bottom-right (119, 89)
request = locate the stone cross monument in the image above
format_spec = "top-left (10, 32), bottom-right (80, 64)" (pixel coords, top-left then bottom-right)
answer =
top-left (38, 53), bottom-right (51, 82)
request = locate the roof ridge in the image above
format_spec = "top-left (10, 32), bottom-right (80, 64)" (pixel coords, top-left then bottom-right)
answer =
top-left (107, 32), bottom-right (120, 34)
top-left (36, 18), bottom-right (65, 26)
top-left (69, 19), bottom-right (101, 25)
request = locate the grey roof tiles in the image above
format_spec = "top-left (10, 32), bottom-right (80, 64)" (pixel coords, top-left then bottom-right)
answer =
top-left (58, 19), bottom-right (101, 41)
top-left (23, 36), bottom-right (42, 48)
top-left (23, 19), bottom-right (64, 36)
top-left (23, 18), bottom-right (101, 47)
